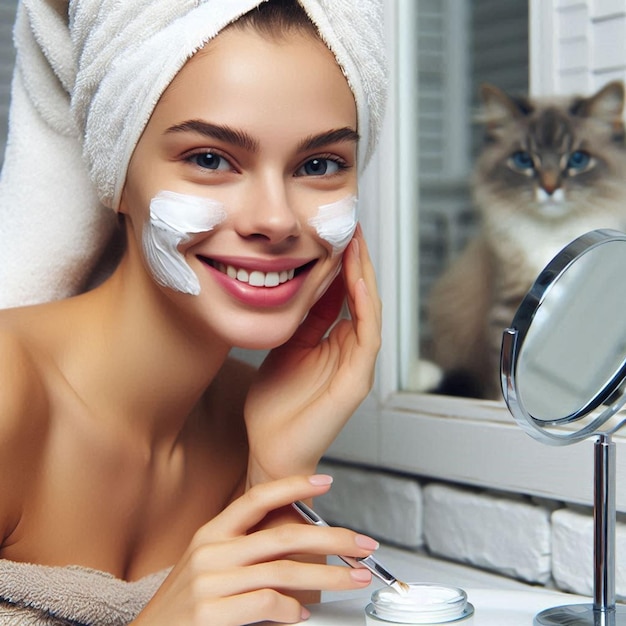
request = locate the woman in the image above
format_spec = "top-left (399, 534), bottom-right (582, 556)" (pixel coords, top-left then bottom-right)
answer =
top-left (0, 0), bottom-right (387, 624)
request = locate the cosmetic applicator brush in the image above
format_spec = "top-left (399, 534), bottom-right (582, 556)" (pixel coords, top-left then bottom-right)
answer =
top-left (292, 500), bottom-right (410, 595)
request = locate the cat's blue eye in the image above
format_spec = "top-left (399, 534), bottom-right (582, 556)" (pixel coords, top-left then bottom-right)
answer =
top-left (296, 158), bottom-right (341, 177)
top-left (567, 150), bottom-right (591, 171)
top-left (510, 151), bottom-right (534, 170)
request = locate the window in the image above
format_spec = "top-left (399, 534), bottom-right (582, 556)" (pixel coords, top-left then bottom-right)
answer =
top-left (327, 0), bottom-right (626, 512)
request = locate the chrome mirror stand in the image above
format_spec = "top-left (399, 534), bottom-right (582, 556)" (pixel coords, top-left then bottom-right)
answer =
top-left (534, 435), bottom-right (626, 625)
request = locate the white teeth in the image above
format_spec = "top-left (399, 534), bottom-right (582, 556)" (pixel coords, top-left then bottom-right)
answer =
top-left (219, 264), bottom-right (296, 287)
top-left (249, 270), bottom-right (265, 287)
top-left (264, 272), bottom-right (280, 287)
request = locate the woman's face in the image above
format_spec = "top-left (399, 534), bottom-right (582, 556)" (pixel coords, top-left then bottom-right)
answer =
top-left (121, 25), bottom-right (358, 349)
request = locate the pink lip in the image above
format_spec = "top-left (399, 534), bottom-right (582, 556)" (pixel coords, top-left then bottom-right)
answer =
top-left (198, 256), bottom-right (315, 308)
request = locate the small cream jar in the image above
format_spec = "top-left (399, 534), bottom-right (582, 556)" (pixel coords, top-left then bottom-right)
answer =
top-left (365, 583), bottom-right (474, 625)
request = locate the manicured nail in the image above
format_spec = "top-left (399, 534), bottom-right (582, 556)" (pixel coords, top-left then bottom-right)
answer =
top-left (350, 568), bottom-right (372, 583)
top-left (355, 534), bottom-right (380, 550)
top-left (308, 474), bottom-right (333, 486)
top-left (300, 606), bottom-right (311, 620)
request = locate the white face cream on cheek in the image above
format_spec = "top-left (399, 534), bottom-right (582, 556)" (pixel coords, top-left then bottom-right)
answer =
top-left (142, 190), bottom-right (227, 295)
top-left (308, 194), bottom-right (358, 256)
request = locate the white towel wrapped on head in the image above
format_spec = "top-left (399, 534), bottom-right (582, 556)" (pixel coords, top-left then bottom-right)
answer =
top-left (0, 0), bottom-right (387, 308)
top-left (0, 0), bottom-right (117, 307)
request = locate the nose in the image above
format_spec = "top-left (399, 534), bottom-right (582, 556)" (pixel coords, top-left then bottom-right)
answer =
top-left (540, 170), bottom-right (561, 195)
top-left (234, 175), bottom-right (301, 245)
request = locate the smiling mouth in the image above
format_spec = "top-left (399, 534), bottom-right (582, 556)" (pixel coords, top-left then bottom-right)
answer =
top-left (200, 258), bottom-right (315, 288)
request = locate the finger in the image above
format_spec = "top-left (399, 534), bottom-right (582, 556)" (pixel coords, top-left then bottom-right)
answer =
top-left (350, 226), bottom-right (381, 329)
top-left (191, 523), bottom-right (379, 571)
top-left (193, 475), bottom-right (333, 542)
top-left (341, 237), bottom-right (361, 323)
top-left (355, 224), bottom-right (379, 300)
top-left (341, 240), bottom-right (381, 357)
top-left (194, 589), bottom-right (307, 626)
top-left (194, 560), bottom-right (373, 600)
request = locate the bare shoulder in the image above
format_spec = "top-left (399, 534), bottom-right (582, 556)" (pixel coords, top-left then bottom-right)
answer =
top-left (0, 327), bottom-right (49, 538)
top-left (0, 327), bottom-right (48, 430)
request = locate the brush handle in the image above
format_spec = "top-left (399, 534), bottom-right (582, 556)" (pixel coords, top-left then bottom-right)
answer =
top-left (291, 500), bottom-right (401, 589)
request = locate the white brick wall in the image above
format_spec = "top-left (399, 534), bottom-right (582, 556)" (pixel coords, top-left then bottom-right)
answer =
top-left (423, 483), bottom-right (552, 584)
top-left (552, 507), bottom-right (626, 601)
top-left (317, 458), bottom-right (623, 598)
top-left (316, 461), bottom-right (423, 549)
top-left (551, 507), bottom-right (594, 596)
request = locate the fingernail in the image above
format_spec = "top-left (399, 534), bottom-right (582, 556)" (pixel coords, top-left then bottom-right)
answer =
top-left (308, 474), bottom-right (333, 486)
top-left (300, 607), bottom-right (311, 620)
top-left (355, 534), bottom-right (380, 550)
top-left (350, 568), bottom-right (372, 583)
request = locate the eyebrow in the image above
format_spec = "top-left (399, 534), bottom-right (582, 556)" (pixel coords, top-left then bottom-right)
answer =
top-left (165, 120), bottom-right (259, 152)
top-left (298, 127), bottom-right (360, 152)
top-left (165, 120), bottom-right (359, 154)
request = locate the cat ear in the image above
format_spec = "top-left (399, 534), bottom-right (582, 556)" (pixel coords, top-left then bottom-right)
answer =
top-left (571, 81), bottom-right (625, 129)
top-left (479, 83), bottom-right (533, 138)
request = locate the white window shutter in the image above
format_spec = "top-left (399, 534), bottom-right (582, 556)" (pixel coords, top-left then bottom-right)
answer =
top-left (0, 0), bottom-right (17, 168)
top-left (418, 0), bottom-right (529, 343)
top-left (531, 0), bottom-right (626, 97)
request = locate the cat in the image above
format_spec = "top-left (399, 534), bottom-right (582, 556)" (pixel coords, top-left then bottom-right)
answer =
top-left (427, 80), bottom-right (626, 400)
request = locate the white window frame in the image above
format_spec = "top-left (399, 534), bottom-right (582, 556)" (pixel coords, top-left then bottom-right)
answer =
top-left (326, 0), bottom-right (626, 512)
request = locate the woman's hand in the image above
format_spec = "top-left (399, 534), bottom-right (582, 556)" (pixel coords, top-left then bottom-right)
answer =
top-left (131, 475), bottom-right (377, 626)
top-left (244, 226), bottom-right (382, 485)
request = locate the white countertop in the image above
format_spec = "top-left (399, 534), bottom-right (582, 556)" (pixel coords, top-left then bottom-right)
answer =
top-left (257, 545), bottom-right (591, 625)
top-left (297, 587), bottom-right (590, 625)
top-left (255, 544), bottom-right (593, 624)
top-left (322, 545), bottom-right (534, 604)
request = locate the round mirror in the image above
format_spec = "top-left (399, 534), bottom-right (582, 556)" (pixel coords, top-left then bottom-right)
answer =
top-left (501, 229), bottom-right (626, 445)
top-left (500, 229), bottom-right (626, 625)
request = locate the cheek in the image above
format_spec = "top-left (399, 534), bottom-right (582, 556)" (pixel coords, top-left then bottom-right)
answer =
top-left (308, 194), bottom-right (358, 256)
top-left (311, 256), bottom-right (343, 305)
top-left (141, 190), bottom-right (226, 295)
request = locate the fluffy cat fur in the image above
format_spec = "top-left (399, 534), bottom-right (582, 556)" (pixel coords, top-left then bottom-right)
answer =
top-left (428, 80), bottom-right (626, 400)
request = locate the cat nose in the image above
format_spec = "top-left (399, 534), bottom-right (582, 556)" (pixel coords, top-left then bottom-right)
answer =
top-left (540, 171), bottom-right (560, 195)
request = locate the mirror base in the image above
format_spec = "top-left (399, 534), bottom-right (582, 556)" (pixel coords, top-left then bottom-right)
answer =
top-left (535, 604), bottom-right (626, 626)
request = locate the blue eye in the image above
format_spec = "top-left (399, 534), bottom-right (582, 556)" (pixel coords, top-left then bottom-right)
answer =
top-left (296, 158), bottom-right (341, 177)
top-left (188, 152), bottom-right (231, 171)
top-left (567, 150), bottom-right (591, 170)
top-left (510, 151), bottom-right (534, 170)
